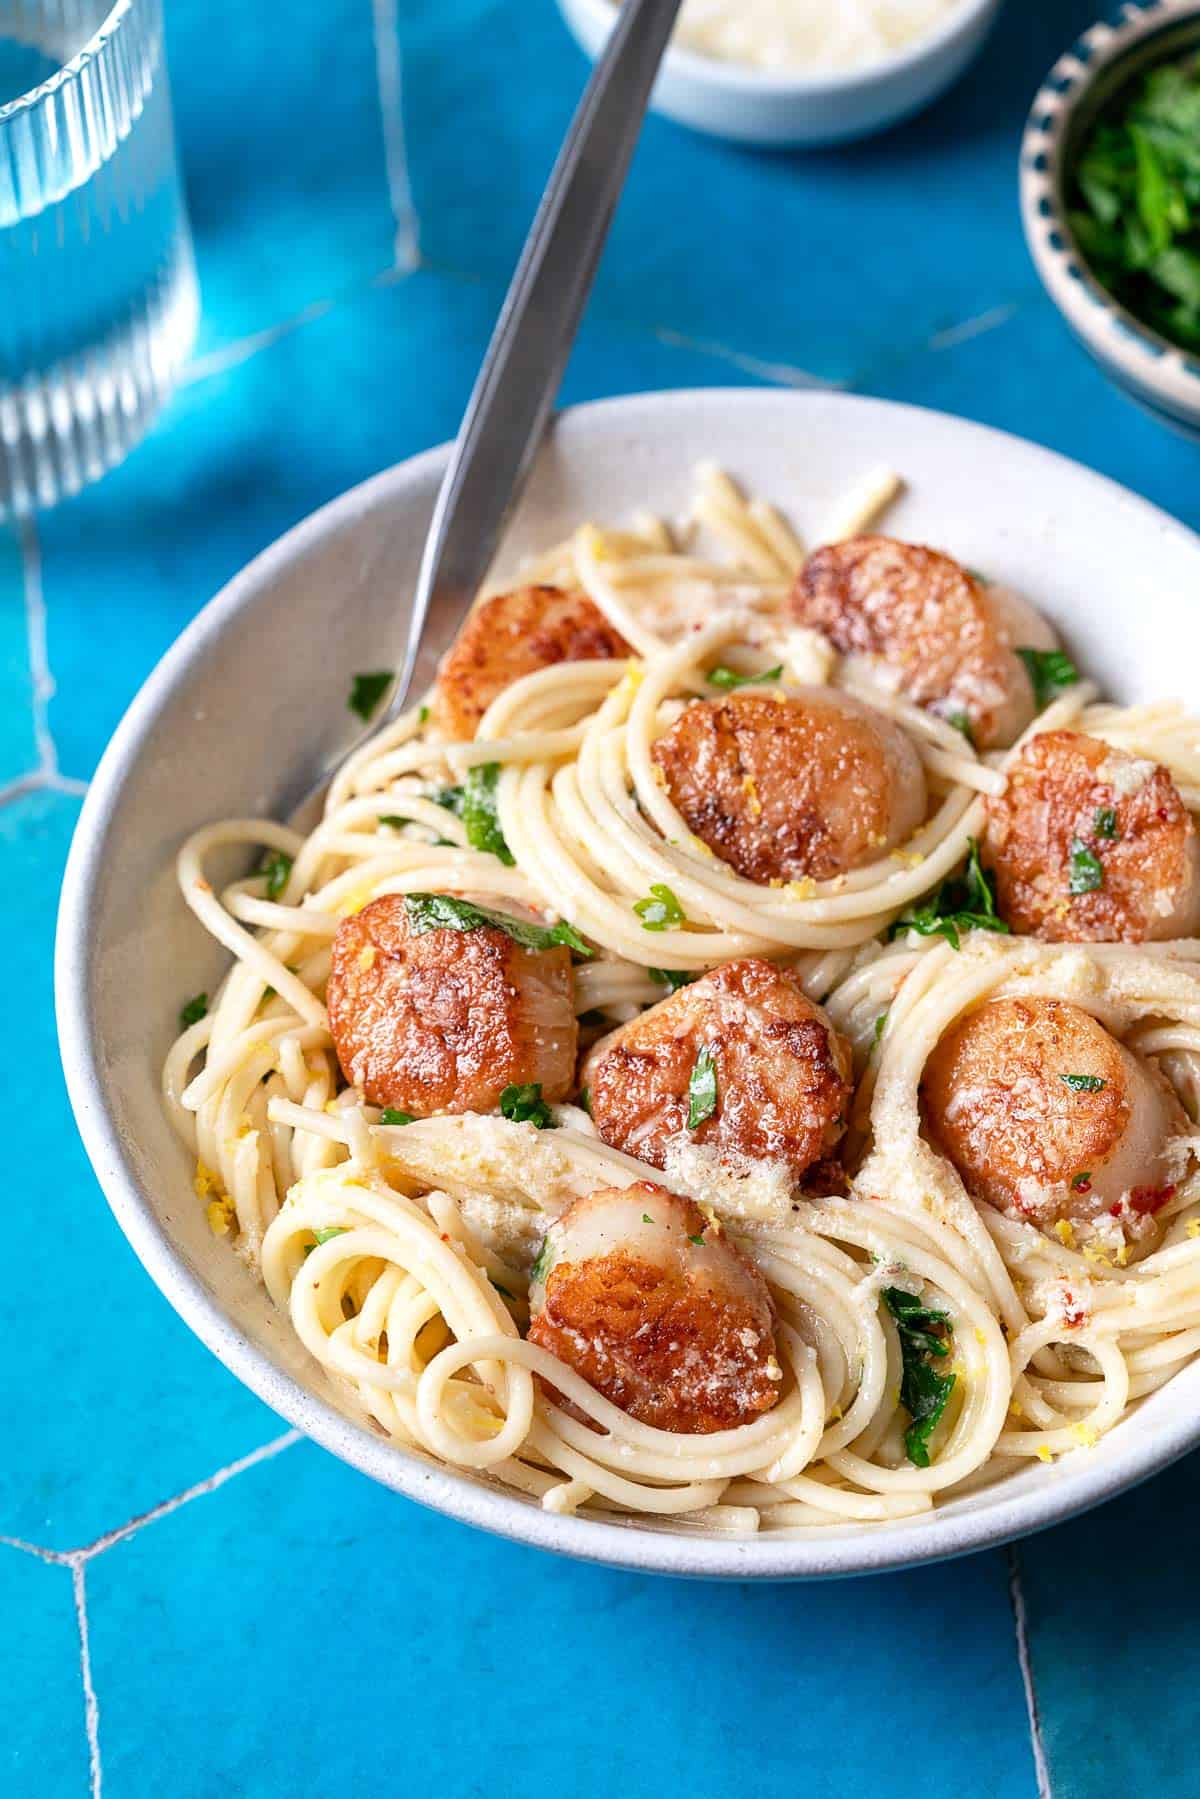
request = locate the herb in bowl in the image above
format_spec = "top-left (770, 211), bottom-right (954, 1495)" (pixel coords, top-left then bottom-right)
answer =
top-left (1069, 52), bottom-right (1200, 351)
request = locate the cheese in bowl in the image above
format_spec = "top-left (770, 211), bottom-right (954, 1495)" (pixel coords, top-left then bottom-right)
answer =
top-left (669, 0), bottom-right (975, 74)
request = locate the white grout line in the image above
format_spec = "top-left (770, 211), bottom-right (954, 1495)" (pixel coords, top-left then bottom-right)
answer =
top-left (72, 1561), bottom-right (103, 1799)
top-left (1007, 1546), bottom-right (1053, 1799)
top-left (928, 302), bottom-right (1019, 352)
top-left (77, 1428), bottom-right (303, 1561)
top-left (3, 1429), bottom-right (302, 1797)
top-left (181, 297), bottom-right (337, 388)
top-left (0, 520), bottom-right (91, 812)
top-left (371, 0), bottom-right (421, 272)
top-left (652, 325), bottom-right (846, 390)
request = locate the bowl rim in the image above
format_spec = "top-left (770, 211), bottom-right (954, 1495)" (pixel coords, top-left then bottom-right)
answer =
top-left (559, 0), bottom-right (1000, 96)
top-left (1020, 0), bottom-right (1200, 414)
top-left (55, 385), bottom-right (1200, 1579)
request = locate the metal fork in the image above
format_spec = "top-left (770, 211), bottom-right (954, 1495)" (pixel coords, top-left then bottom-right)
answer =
top-left (284, 0), bottom-right (683, 818)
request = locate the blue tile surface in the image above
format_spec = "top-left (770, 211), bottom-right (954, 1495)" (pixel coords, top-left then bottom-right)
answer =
top-left (84, 1441), bottom-right (1036, 1799)
top-left (0, 793), bottom-right (277, 1549)
top-left (0, 1551), bottom-right (88, 1799)
top-left (8, 0), bottom-right (1200, 1792)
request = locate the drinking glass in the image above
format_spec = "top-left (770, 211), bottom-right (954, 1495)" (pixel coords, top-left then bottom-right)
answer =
top-left (0, 0), bottom-right (197, 517)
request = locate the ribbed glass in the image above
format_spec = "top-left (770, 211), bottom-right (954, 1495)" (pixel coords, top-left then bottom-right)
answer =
top-left (0, 0), bottom-right (197, 516)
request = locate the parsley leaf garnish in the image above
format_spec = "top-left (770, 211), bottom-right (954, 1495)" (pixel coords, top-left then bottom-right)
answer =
top-left (461, 762), bottom-right (514, 865)
top-left (940, 707), bottom-right (975, 746)
top-left (1072, 1171), bottom-right (1093, 1191)
top-left (687, 1231), bottom-right (706, 1246)
top-left (1068, 838), bottom-right (1105, 894)
top-left (687, 1045), bottom-right (718, 1130)
top-left (499, 1082), bottom-right (555, 1129)
top-left (890, 839), bottom-right (1009, 951)
top-left (1017, 647), bottom-right (1080, 709)
top-left (348, 670), bottom-right (393, 721)
top-left (1094, 807), bottom-right (1119, 840)
top-left (430, 784), bottom-right (465, 816)
top-left (260, 849), bottom-right (293, 900)
top-left (179, 992), bottom-right (208, 1029)
top-left (314, 1227), bottom-right (348, 1245)
top-left (403, 893), bottom-right (592, 958)
top-left (874, 1011), bottom-right (888, 1044)
top-left (379, 1107), bottom-right (415, 1125)
top-left (641, 1213), bottom-right (653, 1224)
top-left (530, 1235), bottom-right (553, 1284)
top-left (708, 663), bottom-right (783, 690)
top-left (634, 883), bottom-right (686, 932)
top-left (1069, 56), bottom-right (1200, 352)
top-left (418, 704), bottom-right (430, 725)
top-left (883, 1287), bottom-right (956, 1469)
top-left (648, 967), bottom-right (696, 991)
top-left (1062, 1074), bottom-right (1106, 1093)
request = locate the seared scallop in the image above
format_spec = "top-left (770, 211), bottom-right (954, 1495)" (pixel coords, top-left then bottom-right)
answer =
top-left (430, 583), bottom-right (630, 740)
top-left (650, 687), bottom-right (926, 884)
top-left (793, 536), bottom-right (1055, 750)
top-left (527, 1182), bottom-right (781, 1432)
top-left (983, 731), bottom-right (1200, 943)
top-left (327, 893), bottom-right (576, 1114)
top-left (922, 997), bottom-right (1185, 1235)
top-left (585, 958), bottom-right (852, 1183)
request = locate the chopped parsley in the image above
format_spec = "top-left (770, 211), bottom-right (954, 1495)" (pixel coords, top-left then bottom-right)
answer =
top-left (890, 838), bottom-right (1009, 951)
top-left (403, 893), bottom-right (592, 957)
top-left (418, 704), bottom-right (430, 725)
top-left (942, 708), bottom-right (975, 746)
top-left (883, 1287), bottom-right (956, 1469)
top-left (1061, 1073), bottom-right (1106, 1093)
top-left (261, 849), bottom-right (293, 900)
top-left (499, 1082), bottom-right (555, 1129)
top-left (874, 1010), bottom-right (888, 1044)
top-left (687, 1231), bottom-right (706, 1246)
top-left (1094, 807), bottom-right (1120, 840)
top-left (430, 784), bottom-right (465, 816)
top-left (379, 1107), bottom-right (415, 1125)
top-left (530, 1235), bottom-right (553, 1284)
top-left (179, 992), bottom-right (208, 1029)
top-left (641, 1213), bottom-right (653, 1224)
top-left (1016, 647), bottom-right (1080, 710)
top-left (459, 762), bottom-right (514, 865)
top-left (348, 669), bottom-right (392, 721)
top-left (578, 1086), bottom-right (591, 1115)
top-left (378, 814), bottom-right (408, 830)
top-left (1072, 1171), bottom-right (1093, 1192)
top-left (1067, 53), bottom-right (1200, 352)
top-left (634, 883), bottom-right (686, 932)
top-left (648, 967), bottom-right (696, 990)
top-left (1068, 838), bottom-right (1105, 895)
top-left (687, 1045), bottom-right (718, 1130)
top-left (708, 663), bottom-right (783, 690)
top-left (314, 1227), bottom-right (348, 1245)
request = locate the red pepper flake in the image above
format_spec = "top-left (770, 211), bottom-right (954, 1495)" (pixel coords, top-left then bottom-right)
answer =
top-left (1127, 1183), bottom-right (1176, 1216)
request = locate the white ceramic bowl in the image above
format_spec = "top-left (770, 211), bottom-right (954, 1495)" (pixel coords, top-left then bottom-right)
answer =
top-left (556, 0), bottom-right (1001, 146)
top-left (1021, 2), bottom-right (1200, 436)
top-left (57, 389), bottom-right (1200, 1579)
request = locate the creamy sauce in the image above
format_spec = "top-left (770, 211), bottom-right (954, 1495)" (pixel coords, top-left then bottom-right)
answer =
top-left (666, 0), bottom-right (970, 73)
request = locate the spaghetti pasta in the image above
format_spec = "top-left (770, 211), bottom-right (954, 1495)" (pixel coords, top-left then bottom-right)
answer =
top-left (163, 464), bottom-right (1200, 1536)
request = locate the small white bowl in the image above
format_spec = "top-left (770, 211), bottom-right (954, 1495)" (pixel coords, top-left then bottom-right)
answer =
top-left (1021, 2), bottom-right (1200, 436)
top-left (56, 388), bottom-right (1200, 1578)
top-left (556, 0), bottom-right (1002, 147)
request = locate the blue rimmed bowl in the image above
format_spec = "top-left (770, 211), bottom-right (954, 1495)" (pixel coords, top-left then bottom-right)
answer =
top-left (1021, 1), bottom-right (1200, 437)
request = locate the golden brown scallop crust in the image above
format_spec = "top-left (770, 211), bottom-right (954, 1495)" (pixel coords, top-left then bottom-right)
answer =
top-left (527, 1184), bottom-right (780, 1433)
top-left (585, 958), bottom-right (852, 1181)
top-left (983, 731), bottom-right (1200, 943)
top-left (327, 894), bottom-right (576, 1115)
top-left (430, 584), bottom-right (630, 741)
top-left (922, 999), bottom-right (1131, 1218)
top-left (792, 535), bottom-right (1036, 749)
top-left (649, 689), bottom-right (923, 884)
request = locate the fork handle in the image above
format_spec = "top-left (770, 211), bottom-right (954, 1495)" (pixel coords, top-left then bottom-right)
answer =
top-left (388, 0), bottom-right (683, 719)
